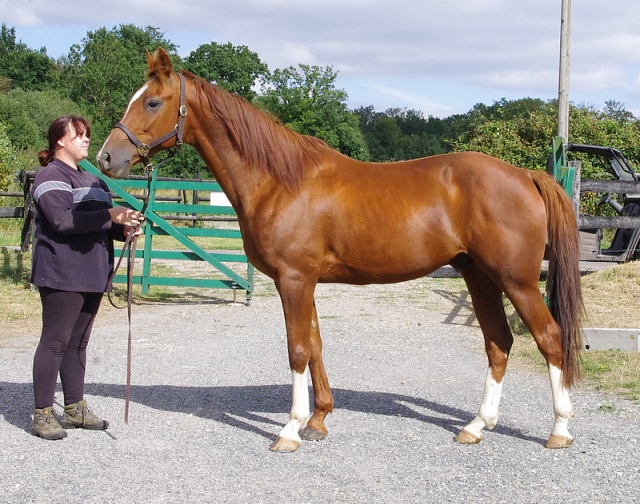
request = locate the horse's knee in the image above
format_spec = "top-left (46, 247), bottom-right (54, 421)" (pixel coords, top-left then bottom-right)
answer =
top-left (287, 343), bottom-right (310, 372)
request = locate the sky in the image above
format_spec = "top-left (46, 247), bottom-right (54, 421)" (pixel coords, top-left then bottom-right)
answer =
top-left (4, 0), bottom-right (640, 118)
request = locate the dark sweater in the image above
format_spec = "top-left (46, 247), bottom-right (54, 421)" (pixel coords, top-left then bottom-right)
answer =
top-left (30, 158), bottom-right (124, 292)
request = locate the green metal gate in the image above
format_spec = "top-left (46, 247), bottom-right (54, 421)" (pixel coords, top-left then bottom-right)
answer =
top-left (550, 135), bottom-right (575, 198)
top-left (80, 160), bottom-right (254, 303)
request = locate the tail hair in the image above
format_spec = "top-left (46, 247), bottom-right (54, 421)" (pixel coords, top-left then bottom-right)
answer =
top-left (529, 170), bottom-right (583, 387)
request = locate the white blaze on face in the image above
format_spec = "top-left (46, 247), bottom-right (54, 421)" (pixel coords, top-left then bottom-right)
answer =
top-left (124, 83), bottom-right (149, 118)
top-left (97, 84), bottom-right (149, 161)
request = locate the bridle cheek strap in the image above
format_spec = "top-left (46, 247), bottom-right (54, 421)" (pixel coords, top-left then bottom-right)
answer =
top-left (114, 73), bottom-right (187, 172)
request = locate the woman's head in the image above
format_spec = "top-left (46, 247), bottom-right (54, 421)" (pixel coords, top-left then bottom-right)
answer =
top-left (38, 116), bottom-right (92, 167)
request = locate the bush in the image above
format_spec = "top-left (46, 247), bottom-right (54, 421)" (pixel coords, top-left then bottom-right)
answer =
top-left (0, 122), bottom-right (16, 191)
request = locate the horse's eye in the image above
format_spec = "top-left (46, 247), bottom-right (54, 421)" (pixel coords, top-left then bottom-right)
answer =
top-left (147, 99), bottom-right (161, 110)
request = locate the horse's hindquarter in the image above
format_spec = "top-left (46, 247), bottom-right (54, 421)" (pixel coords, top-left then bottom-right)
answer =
top-left (449, 153), bottom-right (549, 275)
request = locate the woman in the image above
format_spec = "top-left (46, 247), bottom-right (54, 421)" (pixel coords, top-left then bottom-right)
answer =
top-left (30, 115), bottom-right (143, 440)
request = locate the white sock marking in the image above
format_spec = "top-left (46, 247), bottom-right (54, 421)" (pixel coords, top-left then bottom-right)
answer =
top-left (463, 366), bottom-right (504, 439)
top-left (548, 364), bottom-right (574, 439)
top-left (277, 369), bottom-right (310, 442)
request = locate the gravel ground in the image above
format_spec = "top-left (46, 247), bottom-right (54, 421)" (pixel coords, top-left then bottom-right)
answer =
top-left (1, 273), bottom-right (638, 503)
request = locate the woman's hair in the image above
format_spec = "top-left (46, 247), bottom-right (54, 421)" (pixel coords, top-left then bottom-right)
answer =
top-left (37, 115), bottom-right (92, 167)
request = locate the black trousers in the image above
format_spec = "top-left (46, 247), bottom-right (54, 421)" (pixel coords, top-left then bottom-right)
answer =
top-left (33, 287), bottom-right (103, 409)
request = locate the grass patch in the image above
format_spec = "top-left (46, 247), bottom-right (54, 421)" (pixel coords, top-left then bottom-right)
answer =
top-left (581, 261), bottom-right (640, 328)
top-left (508, 332), bottom-right (640, 402)
top-left (0, 222), bottom-right (23, 247)
top-left (579, 351), bottom-right (640, 401)
top-left (504, 262), bottom-right (640, 402)
top-left (0, 248), bottom-right (40, 336)
top-left (142, 231), bottom-right (244, 252)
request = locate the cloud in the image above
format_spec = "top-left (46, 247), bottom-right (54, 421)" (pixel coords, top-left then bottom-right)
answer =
top-left (475, 70), bottom-right (559, 93)
top-left (3, 0), bottom-right (640, 116)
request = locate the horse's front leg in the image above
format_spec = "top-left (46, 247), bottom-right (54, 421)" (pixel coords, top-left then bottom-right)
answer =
top-left (269, 275), bottom-right (317, 453)
top-left (300, 301), bottom-right (333, 441)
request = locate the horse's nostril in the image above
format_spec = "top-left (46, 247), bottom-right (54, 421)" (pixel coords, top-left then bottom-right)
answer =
top-left (97, 152), bottom-right (111, 171)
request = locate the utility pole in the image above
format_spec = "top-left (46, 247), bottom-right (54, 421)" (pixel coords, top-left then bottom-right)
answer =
top-left (557, 0), bottom-right (571, 142)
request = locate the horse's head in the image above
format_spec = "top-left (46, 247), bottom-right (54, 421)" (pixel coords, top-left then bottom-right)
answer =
top-left (97, 48), bottom-right (187, 178)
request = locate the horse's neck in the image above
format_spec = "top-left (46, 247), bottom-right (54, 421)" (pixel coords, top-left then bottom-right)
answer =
top-left (191, 126), bottom-right (273, 214)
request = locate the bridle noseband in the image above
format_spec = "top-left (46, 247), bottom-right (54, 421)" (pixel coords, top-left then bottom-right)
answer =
top-left (115, 73), bottom-right (188, 173)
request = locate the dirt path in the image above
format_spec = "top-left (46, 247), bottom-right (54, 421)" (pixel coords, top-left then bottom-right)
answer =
top-left (1, 275), bottom-right (638, 503)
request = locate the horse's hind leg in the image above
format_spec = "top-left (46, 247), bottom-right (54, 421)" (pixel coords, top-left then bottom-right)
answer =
top-left (503, 282), bottom-right (574, 448)
top-left (456, 265), bottom-right (513, 445)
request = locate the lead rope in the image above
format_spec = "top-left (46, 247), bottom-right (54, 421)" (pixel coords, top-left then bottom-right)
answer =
top-left (124, 227), bottom-right (138, 424)
top-left (107, 169), bottom-right (153, 424)
top-left (106, 227), bottom-right (138, 424)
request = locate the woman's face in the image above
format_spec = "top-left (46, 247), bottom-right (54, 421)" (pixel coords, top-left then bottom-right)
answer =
top-left (57, 124), bottom-right (90, 164)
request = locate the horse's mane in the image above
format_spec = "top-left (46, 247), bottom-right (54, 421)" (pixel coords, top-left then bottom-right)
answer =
top-left (182, 71), bottom-right (328, 192)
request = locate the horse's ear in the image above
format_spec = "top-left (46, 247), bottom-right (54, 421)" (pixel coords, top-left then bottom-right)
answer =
top-left (147, 47), bottom-right (173, 79)
top-left (146, 49), bottom-right (154, 70)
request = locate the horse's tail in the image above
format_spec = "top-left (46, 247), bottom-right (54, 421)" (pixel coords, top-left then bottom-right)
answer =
top-left (529, 170), bottom-right (583, 388)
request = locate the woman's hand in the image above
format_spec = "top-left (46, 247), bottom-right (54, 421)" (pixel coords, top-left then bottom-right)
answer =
top-left (124, 224), bottom-right (143, 238)
top-left (109, 207), bottom-right (145, 227)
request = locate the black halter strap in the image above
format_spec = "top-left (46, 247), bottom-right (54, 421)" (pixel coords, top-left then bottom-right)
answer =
top-left (115, 73), bottom-right (187, 172)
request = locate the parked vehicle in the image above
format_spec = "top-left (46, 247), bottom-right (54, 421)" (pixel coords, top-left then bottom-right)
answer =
top-left (565, 144), bottom-right (640, 262)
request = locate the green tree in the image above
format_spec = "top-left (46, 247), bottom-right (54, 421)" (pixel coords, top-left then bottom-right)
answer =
top-left (603, 100), bottom-right (634, 124)
top-left (452, 98), bottom-right (569, 168)
top-left (60, 24), bottom-right (181, 143)
top-left (184, 42), bottom-right (268, 102)
top-left (0, 24), bottom-right (55, 91)
top-left (0, 89), bottom-right (85, 150)
top-left (385, 108), bottom-right (451, 158)
top-left (358, 111), bottom-right (405, 161)
top-left (355, 106), bottom-right (449, 161)
top-left (453, 98), bottom-right (640, 170)
top-left (452, 109), bottom-right (556, 170)
top-left (0, 89), bottom-right (86, 184)
top-left (257, 65), bottom-right (369, 160)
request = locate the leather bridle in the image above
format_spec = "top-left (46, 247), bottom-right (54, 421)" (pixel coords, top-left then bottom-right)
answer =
top-left (114, 73), bottom-right (188, 173)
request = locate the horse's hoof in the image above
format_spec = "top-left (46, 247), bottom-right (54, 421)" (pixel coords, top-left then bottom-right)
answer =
top-left (300, 426), bottom-right (327, 441)
top-left (455, 429), bottom-right (482, 445)
top-left (544, 434), bottom-right (573, 449)
top-left (269, 436), bottom-right (301, 453)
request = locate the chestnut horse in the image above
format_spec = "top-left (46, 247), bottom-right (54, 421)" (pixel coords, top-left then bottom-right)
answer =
top-left (98, 49), bottom-right (582, 452)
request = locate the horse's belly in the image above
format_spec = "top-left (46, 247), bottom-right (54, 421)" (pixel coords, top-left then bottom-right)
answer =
top-left (318, 263), bottom-right (444, 284)
top-left (317, 243), bottom-right (453, 284)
